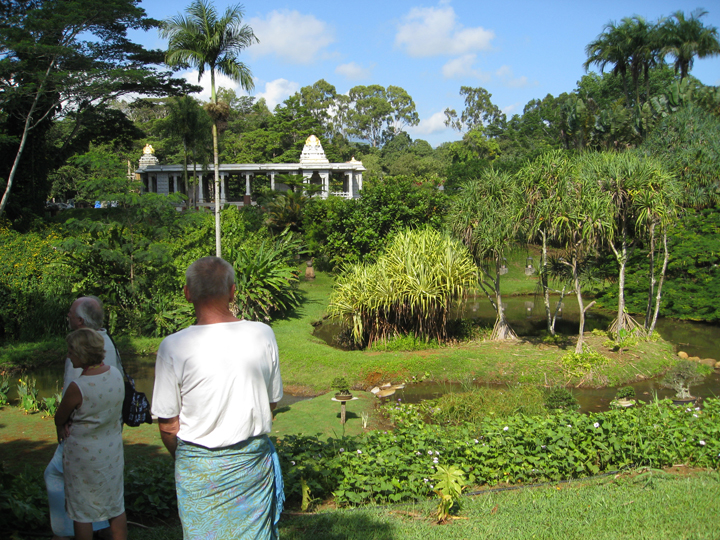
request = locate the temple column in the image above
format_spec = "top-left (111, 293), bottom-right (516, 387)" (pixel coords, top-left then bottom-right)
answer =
top-left (346, 171), bottom-right (353, 199)
top-left (220, 173), bottom-right (226, 203)
top-left (357, 172), bottom-right (363, 197)
top-left (198, 174), bottom-right (204, 203)
top-left (323, 171), bottom-right (329, 199)
top-left (270, 172), bottom-right (275, 191)
top-left (244, 173), bottom-right (251, 205)
top-left (173, 176), bottom-right (179, 194)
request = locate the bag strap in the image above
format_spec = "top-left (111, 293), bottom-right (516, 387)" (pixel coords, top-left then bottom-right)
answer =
top-left (105, 331), bottom-right (130, 383)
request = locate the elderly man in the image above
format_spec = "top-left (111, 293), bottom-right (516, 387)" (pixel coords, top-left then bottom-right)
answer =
top-left (152, 256), bottom-right (284, 539)
top-left (44, 296), bottom-right (121, 540)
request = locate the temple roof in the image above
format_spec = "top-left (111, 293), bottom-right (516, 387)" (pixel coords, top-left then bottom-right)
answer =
top-left (299, 134), bottom-right (330, 165)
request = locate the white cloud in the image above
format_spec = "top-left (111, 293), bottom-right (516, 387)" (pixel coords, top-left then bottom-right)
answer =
top-left (409, 111), bottom-right (449, 136)
top-left (248, 10), bottom-right (335, 64)
top-left (395, 4), bottom-right (494, 57)
top-left (442, 54), bottom-right (491, 80)
top-left (180, 70), bottom-right (250, 102)
top-left (495, 65), bottom-right (534, 88)
top-left (502, 103), bottom-right (522, 117)
top-left (256, 78), bottom-right (300, 109)
top-left (335, 62), bottom-right (372, 80)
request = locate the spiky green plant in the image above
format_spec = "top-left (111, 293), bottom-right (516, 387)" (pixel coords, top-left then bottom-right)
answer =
top-left (328, 227), bottom-right (477, 347)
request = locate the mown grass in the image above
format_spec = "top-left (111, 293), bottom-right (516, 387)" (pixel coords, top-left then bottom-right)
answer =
top-left (125, 469), bottom-right (720, 540)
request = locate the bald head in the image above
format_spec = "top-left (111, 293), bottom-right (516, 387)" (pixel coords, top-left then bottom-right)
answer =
top-left (68, 296), bottom-right (104, 331)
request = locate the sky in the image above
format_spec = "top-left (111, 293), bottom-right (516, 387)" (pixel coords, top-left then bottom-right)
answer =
top-left (129, 0), bottom-right (720, 147)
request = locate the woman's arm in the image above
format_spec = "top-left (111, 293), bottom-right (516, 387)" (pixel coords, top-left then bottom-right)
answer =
top-left (54, 382), bottom-right (82, 442)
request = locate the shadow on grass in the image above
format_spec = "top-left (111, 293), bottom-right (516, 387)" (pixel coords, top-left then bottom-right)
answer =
top-left (0, 437), bottom-right (57, 473)
top-left (280, 511), bottom-right (397, 540)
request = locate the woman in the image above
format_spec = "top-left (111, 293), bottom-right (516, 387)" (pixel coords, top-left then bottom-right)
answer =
top-left (55, 328), bottom-right (126, 540)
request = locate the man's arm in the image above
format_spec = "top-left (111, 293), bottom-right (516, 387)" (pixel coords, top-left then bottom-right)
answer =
top-left (158, 416), bottom-right (180, 459)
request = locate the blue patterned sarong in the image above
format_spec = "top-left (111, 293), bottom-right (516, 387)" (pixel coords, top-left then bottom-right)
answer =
top-left (175, 435), bottom-right (284, 539)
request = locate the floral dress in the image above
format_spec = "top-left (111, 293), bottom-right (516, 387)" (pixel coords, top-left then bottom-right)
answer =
top-left (63, 366), bottom-right (125, 522)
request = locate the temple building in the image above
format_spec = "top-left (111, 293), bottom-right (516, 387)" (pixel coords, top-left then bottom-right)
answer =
top-left (135, 135), bottom-right (365, 207)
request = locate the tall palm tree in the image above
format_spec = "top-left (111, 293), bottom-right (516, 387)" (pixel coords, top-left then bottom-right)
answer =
top-left (584, 20), bottom-right (634, 105)
top-left (161, 0), bottom-right (258, 257)
top-left (162, 96), bottom-right (212, 207)
top-left (661, 9), bottom-right (720, 80)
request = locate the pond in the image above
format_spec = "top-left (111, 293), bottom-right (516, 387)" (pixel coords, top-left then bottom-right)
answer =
top-left (10, 294), bottom-right (720, 412)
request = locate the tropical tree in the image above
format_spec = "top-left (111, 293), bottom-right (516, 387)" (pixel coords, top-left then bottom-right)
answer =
top-left (661, 9), bottom-right (720, 80)
top-left (584, 19), bottom-right (634, 105)
top-left (328, 227), bottom-right (478, 347)
top-left (444, 86), bottom-right (505, 135)
top-left (0, 0), bottom-right (192, 219)
top-left (447, 170), bottom-right (523, 340)
top-left (161, 0), bottom-right (258, 257)
top-left (519, 150), bottom-right (577, 335)
top-left (160, 96), bottom-right (213, 207)
top-left (552, 171), bottom-right (613, 353)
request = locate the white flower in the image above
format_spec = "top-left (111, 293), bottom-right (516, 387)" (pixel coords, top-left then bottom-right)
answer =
top-left (357, 449), bottom-right (362, 454)
top-left (693, 414), bottom-right (698, 418)
top-left (686, 408), bottom-right (692, 412)
top-left (433, 457), bottom-right (439, 463)
top-left (435, 451), bottom-right (440, 455)
top-left (503, 426), bottom-right (509, 431)
top-left (695, 407), bottom-right (701, 411)
top-left (474, 439), bottom-right (479, 444)
top-left (423, 478), bottom-right (429, 483)
top-left (593, 422), bottom-right (600, 428)
top-left (567, 425), bottom-right (572, 428)
top-left (428, 450), bottom-right (433, 455)
top-left (430, 484), bottom-right (434, 489)
top-left (699, 440), bottom-right (706, 446)
top-left (339, 448), bottom-right (345, 453)
top-left (541, 445), bottom-right (546, 449)
top-left (291, 461), bottom-right (296, 465)
top-left (416, 451), bottom-right (421, 456)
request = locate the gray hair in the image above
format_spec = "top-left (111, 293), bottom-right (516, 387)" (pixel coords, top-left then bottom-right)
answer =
top-left (185, 257), bottom-right (235, 301)
top-left (75, 296), bottom-right (104, 330)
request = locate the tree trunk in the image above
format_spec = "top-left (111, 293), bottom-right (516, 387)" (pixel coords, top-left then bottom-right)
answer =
top-left (649, 227), bottom-right (670, 336)
top-left (573, 254), bottom-right (585, 354)
top-left (644, 220), bottom-right (656, 330)
top-left (609, 215), bottom-right (628, 334)
top-left (212, 121), bottom-right (221, 257)
top-left (0, 60), bottom-right (55, 217)
top-left (182, 140), bottom-right (189, 207)
top-left (491, 255), bottom-right (517, 341)
top-left (541, 230), bottom-right (554, 336)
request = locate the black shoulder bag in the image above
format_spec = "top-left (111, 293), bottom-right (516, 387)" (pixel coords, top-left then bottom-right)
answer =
top-left (108, 335), bottom-right (152, 427)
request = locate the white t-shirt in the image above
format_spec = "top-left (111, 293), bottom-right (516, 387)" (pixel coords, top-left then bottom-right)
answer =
top-left (151, 320), bottom-right (283, 448)
top-left (63, 329), bottom-right (120, 396)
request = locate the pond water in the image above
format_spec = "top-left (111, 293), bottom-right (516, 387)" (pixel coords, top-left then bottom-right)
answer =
top-left (11, 295), bottom-right (720, 412)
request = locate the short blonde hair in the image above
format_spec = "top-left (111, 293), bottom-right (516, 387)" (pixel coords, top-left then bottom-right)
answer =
top-left (66, 328), bottom-right (106, 367)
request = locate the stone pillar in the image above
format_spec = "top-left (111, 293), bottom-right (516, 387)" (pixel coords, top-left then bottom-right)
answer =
top-left (322, 171), bottom-right (329, 199)
top-left (220, 173), bottom-right (226, 203)
top-left (198, 174), bottom-right (204, 203)
top-left (357, 173), bottom-right (363, 197)
top-left (244, 173), bottom-right (251, 205)
top-left (270, 172), bottom-right (275, 191)
top-left (346, 171), bottom-right (353, 199)
top-left (173, 176), bottom-right (179, 194)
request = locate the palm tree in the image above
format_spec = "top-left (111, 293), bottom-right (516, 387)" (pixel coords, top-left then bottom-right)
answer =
top-left (584, 20), bottom-right (634, 105)
top-left (161, 0), bottom-right (258, 257)
top-left (161, 96), bottom-right (212, 207)
top-left (661, 9), bottom-right (720, 80)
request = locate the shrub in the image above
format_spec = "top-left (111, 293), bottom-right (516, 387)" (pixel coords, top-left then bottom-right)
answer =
top-left (616, 386), bottom-right (636, 400)
top-left (661, 360), bottom-right (707, 399)
top-left (124, 459), bottom-right (177, 520)
top-left (544, 387), bottom-right (580, 411)
top-left (0, 465), bottom-right (47, 532)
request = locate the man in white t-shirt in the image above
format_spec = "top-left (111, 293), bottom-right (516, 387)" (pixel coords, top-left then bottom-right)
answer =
top-left (44, 296), bottom-right (120, 540)
top-left (152, 256), bottom-right (284, 539)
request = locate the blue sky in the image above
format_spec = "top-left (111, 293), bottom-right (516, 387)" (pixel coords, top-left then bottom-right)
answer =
top-left (130, 0), bottom-right (720, 147)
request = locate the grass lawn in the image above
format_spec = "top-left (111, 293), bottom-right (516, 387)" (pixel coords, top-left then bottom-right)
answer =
top-left (1, 258), bottom-right (675, 394)
top-left (123, 469), bottom-right (720, 540)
